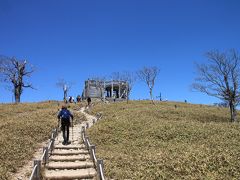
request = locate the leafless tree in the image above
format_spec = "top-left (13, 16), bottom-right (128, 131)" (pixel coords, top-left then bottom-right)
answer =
top-left (110, 71), bottom-right (136, 103)
top-left (0, 56), bottom-right (34, 103)
top-left (111, 72), bottom-right (121, 81)
top-left (120, 71), bottom-right (136, 103)
top-left (56, 79), bottom-right (73, 102)
top-left (137, 66), bottom-right (160, 104)
top-left (192, 49), bottom-right (240, 122)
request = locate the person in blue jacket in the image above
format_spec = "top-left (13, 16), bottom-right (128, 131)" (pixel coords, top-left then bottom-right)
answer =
top-left (57, 105), bottom-right (74, 145)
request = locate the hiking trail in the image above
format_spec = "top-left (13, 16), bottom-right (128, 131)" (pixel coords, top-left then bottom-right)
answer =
top-left (42, 107), bottom-right (99, 180)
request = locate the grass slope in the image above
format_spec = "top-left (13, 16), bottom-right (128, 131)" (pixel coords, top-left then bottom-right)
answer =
top-left (0, 101), bottom-right (84, 180)
top-left (88, 101), bottom-right (240, 179)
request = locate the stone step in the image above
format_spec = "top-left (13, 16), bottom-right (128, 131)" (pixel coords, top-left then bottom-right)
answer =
top-left (49, 155), bottom-right (90, 161)
top-left (46, 161), bottom-right (94, 169)
top-left (43, 168), bottom-right (97, 180)
top-left (54, 144), bottom-right (85, 150)
top-left (51, 149), bottom-right (89, 156)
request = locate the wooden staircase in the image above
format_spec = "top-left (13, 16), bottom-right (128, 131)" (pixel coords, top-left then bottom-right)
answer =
top-left (42, 124), bottom-right (97, 180)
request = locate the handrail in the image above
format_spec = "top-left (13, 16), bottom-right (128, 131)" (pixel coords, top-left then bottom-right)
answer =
top-left (99, 163), bottom-right (105, 180)
top-left (40, 149), bottom-right (46, 161)
top-left (48, 140), bottom-right (53, 150)
top-left (29, 127), bottom-right (58, 180)
top-left (92, 147), bottom-right (98, 163)
top-left (29, 164), bottom-right (37, 180)
top-left (86, 138), bottom-right (91, 149)
top-left (81, 114), bottom-right (106, 180)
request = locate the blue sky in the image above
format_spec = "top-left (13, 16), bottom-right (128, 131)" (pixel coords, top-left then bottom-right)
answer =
top-left (0, 0), bottom-right (240, 104)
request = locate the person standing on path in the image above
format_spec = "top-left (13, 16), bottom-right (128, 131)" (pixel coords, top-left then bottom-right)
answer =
top-left (87, 97), bottom-right (91, 107)
top-left (57, 104), bottom-right (74, 145)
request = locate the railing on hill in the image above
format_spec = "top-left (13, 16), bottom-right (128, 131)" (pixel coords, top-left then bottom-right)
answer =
top-left (81, 113), bottom-right (106, 180)
top-left (29, 128), bottom-right (58, 180)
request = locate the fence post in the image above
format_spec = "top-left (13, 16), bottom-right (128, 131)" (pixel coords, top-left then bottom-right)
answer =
top-left (33, 160), bottom-right (41, 180)
top-left (97, 159), bottom-right (104, 180)
top-left (81, 126), bottom-right (85, 142)
top-left (51, 129), bottom-right (56, 139)
top-left (50, 138), bottom-right (54, 152)
top-left (85, 136), bottom-right (89, 150)
top-left (54, 128), bottom-right (57, 138)
top-left (86, 122), bottom-right (89, 129)
top-left (43, 146), bottom-right (49, 165)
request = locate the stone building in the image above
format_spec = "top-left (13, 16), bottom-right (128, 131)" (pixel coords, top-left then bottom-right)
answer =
top-left (82, 79), bottom-right (129, 100)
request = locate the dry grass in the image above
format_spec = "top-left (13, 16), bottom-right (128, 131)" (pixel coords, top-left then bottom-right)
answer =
top-left (0, 101), bottom-right (84, 180)
top-left (88, 101), bottom-right (240, 179)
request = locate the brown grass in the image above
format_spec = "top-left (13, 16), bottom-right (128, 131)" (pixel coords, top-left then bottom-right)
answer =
top-left (88, 101), bottom-right (240, 179)
top-left (0, 101), bottom-right (84, 180)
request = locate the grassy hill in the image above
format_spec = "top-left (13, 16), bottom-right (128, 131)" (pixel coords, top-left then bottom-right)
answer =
top-left (88, 101), bottom-right (240, 179)
top-left (0, 101), bottom-right (84, 180)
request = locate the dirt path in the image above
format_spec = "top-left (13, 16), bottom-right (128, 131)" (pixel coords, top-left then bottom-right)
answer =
top-left (11, 141), bottom-right (50, 180)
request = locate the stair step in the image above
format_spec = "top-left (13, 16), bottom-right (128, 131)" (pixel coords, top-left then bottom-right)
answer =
top-left (43, 168), bottom-right (97, 179)
top-left (52, 150), bottom-right (89, 155)
top-left (49, 155), bottom-right (90, 161)
top-left (54, 144), bottom-right (85, 149)
top-left (47, 161), bottom-right (94, 169)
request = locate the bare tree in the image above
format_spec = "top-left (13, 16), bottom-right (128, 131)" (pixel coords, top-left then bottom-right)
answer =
top-left (111, 72), bottom-right (121, 81)
top-left (120, 71), bottom-right (136, 103)
top-left (0, 56), bottom-right (34, 103)
top-left (192, 49), bottom-right (240, 122)
top-left (56, 79), bottom-right (73, 102)
top-left (137, 66), bottom-right (160, 103)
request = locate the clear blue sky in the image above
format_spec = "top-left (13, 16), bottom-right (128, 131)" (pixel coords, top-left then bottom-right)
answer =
top-left (0, 0), bottom-right (239, 104)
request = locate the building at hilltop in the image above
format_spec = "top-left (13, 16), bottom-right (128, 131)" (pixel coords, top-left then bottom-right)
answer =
top-left (82, 79), bottom-right (129, 101)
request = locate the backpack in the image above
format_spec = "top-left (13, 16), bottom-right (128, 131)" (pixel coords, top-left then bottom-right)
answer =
top-left (61, 109), bottom-right (70, 120)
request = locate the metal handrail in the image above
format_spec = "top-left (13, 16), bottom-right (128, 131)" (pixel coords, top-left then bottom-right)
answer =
top-left (86, 138), bottom-right (91, 149)
top-left (92, 148), bottom-right (98, 163)
top-left (29, 127), bottom-right (58, 180)
top-left (99, 163), bottom-right (105, 180)
top-left (29, 164), bottom-right (37, 180)
top-left (81, 121), bottom-right (106, 180)
top-left (40, 149), bottom-right (46, 161)
top-left (48, 140), bottom-right (53, 150)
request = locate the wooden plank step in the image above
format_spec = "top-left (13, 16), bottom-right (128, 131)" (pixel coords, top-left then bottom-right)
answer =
top-left (46, 161), bottom-right (94, 169)
top-left (54, 144), bottom-right (85, 149)
top-left (49, 155), bottom-right (90, 161)
top-left (51, 150), bottom-right (89, 156)
top-left (43, 168), bottom-right (97, 179)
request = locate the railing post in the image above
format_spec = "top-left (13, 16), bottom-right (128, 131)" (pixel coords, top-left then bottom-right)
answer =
top-left (50, 138), bottom-right (54, 152)
top-left (51, 129), bottom-right (56, 139)
top-left (81, 126), bottom-right (85, 142)
top-left (54, 128), bottom-right (57, 138)
top-left (33, 160), bottom-right (41, 180)
top-left (43, 146), bottom-right (49, 165)
top-left (85, 136), bottom-right (89, 150)
top-left (97, 159), bottom-right (104, 180)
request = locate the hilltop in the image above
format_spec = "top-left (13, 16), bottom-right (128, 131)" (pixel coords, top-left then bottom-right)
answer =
top-left (0, 100), bottom-right (240, 179)
top-left (88, 101), bottom-right (240, 179)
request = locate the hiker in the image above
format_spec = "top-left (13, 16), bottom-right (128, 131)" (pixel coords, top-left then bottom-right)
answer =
top-left (76, 95), bottom-right (81, 103)
top-left (57, 105), bottom-right (74, 145)
top-left (87, 97), bottom-right (91, 106)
